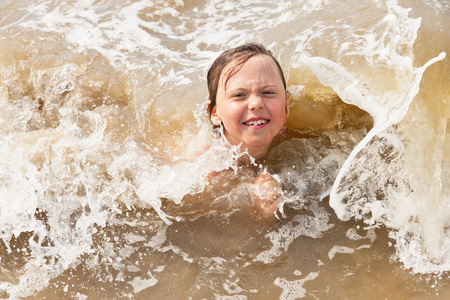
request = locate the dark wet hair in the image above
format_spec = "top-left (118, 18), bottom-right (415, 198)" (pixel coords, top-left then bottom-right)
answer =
top-left (206, 42), bottom-right (287, 117)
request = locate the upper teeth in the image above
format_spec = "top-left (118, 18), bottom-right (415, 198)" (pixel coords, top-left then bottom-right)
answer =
top-left (245, 120), bottom-right (268, 126)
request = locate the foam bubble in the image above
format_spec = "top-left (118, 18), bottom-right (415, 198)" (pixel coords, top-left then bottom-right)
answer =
top-left (254, 203), bottom-right (333, 264)
top-left (129, 272), bottom-right (158, 293)
top-left (1, 0), bottom-right (449, 297)
top-left (274, 272), bottom-right (319, 300)
top-left (328, 246), bottom-right (355, 260)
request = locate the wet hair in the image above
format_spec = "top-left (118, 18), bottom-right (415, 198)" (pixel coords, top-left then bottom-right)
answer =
top-left (206, 42), bottom-right (287, 117)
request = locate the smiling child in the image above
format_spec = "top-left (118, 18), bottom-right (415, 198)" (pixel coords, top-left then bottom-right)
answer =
top-left (206, 43), bottom-right (290, 220)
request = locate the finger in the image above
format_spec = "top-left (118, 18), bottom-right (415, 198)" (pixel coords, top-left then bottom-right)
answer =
top-left (254, 173), bottom-right (274, 185)
top-left (260, 180), bottom-right (279, 191)
top-left (258, 200), bottom-right (280, 218)
top-left (266, 188), bottom-right (281, 201)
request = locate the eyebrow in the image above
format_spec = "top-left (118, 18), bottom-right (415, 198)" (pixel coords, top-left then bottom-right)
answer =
top-left (261, 84), bottom-right (280, 89)
top-left (228, 84), bottom-right (280, 91)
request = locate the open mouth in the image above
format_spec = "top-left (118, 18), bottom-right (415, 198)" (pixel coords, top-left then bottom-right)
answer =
top-left (242, 119), bottom-right (269, 126)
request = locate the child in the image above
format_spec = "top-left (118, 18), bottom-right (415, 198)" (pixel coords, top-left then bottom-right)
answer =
top-left (206, 42), bottom-right (290, 220)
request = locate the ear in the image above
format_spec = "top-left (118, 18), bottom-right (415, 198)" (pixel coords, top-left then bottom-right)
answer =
top-left (210, 106), bottom-right (222, 126)
top-left (285, 91), bottom-right (290, 117)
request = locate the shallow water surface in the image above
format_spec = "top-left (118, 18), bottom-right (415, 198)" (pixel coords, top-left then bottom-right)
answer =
top-left (0, 0), bottom-right (449, 299)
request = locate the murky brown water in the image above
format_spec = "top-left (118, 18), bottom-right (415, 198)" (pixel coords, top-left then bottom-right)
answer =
top-left (0, 0), bottom-right (449, 298)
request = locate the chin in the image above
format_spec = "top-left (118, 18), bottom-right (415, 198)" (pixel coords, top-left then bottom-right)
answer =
top-left (245, 138), bottom-right (272, 147)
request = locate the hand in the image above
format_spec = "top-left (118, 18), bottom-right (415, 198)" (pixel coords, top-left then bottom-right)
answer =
top-left (249, 173), bottom-right (283, 220)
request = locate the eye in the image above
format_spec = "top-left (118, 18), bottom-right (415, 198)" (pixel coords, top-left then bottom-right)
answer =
top-left (232, 93), bottom-right (246, 99)
top-left (262, 90), bottom-right (276, 95)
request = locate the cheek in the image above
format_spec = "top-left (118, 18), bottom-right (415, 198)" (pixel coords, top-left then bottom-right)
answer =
top-left (218, 103), bottom-right (242, 122)
top-left (270, 102), bottom-right (288, 118)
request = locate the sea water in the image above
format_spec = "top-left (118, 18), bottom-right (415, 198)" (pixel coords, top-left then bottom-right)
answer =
top-left (0, 0), bottom-right (449, 298)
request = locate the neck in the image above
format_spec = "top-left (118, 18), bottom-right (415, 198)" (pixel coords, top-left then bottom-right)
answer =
top-left (220, 128), bottom-right (272, 160)
top-left (241, 143), bottom-right (270, 160)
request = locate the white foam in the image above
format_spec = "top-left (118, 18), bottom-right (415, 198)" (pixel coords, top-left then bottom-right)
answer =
top-left (346, 227), bottom-right (376, 243)
top-left (1, 0), bottom-right (449, 298)
top-left (295, 1), bottom-right (448, 274)
top-left (129, 272), bottom-right (158, 293)
top-left (254, 203), bottom-right (333, 264)
top-left (274, 272), bottom-right (319, 300)
top-left (328, 246), bottom-right (355, 260)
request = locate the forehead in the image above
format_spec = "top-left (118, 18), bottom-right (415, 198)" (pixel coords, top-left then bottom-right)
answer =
top-left (220, 55), bottom-right (283, 88)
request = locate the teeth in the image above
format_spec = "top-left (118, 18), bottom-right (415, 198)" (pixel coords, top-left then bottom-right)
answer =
top-left (245, 120), bottom-right (268, 126)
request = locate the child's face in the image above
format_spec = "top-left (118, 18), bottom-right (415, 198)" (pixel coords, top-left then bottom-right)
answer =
top-left (210, 55), bottom-right (289, 155)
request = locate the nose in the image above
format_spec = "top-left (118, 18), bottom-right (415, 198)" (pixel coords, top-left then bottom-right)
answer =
top-left (248, 94), bottom-right (264, 111)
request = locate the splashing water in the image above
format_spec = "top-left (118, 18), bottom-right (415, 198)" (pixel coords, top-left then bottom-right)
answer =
top-left (0, 0), bottom-right (449, 298)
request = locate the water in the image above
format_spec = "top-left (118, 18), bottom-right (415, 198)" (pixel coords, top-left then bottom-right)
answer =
top-left (0, 0), bottom-right (449, 298)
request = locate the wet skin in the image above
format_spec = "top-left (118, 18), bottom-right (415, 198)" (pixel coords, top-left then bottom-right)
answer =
top-left (210, 54), bottom-right (290, 220)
